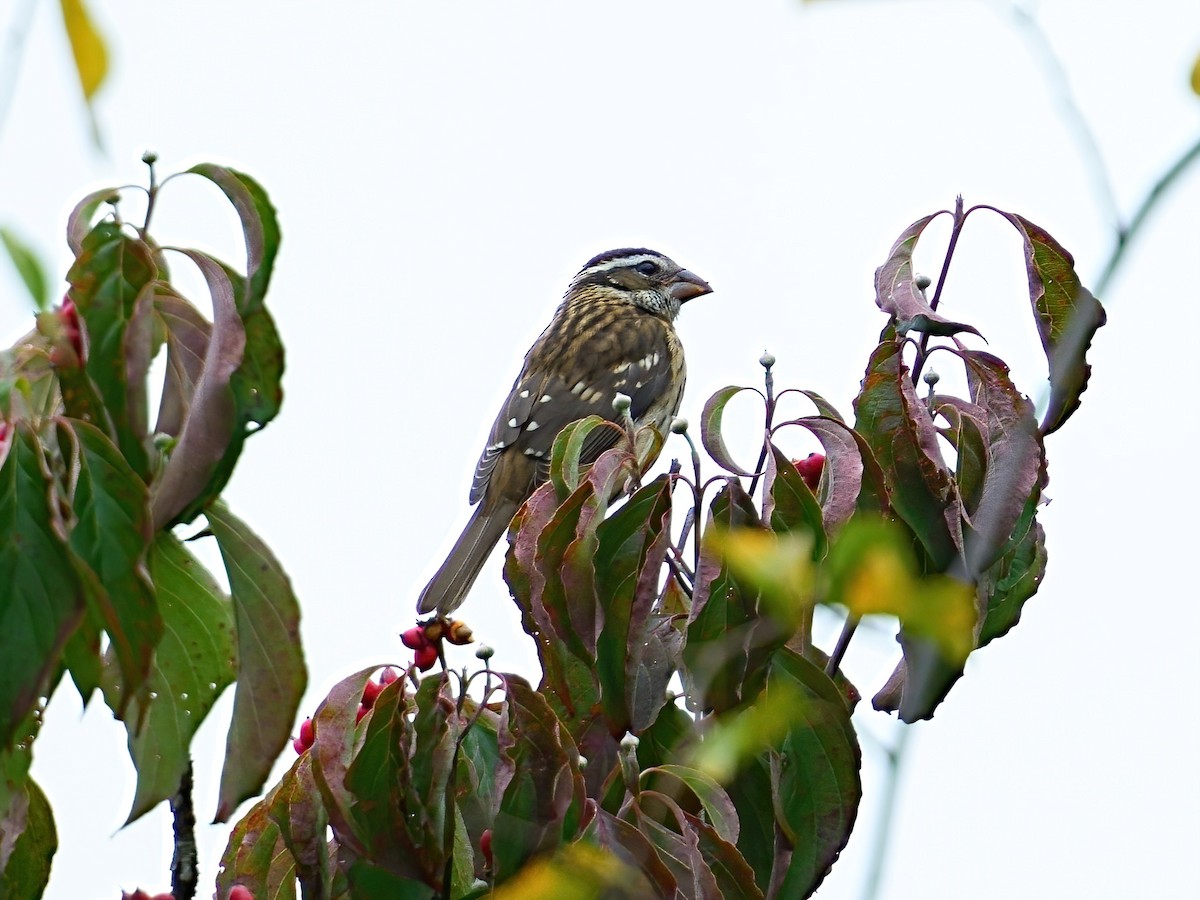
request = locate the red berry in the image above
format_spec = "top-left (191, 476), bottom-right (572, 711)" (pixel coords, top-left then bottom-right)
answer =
top-left (356, 705), bottom-right (369, 723)
top-left (794, 452), bottom-right (825, 492)
top-left (228, 887), bottom-right (255, 900)
top-left (445, 619), bottom-right (474, 645)
top-left (293, 717), bottom-right (315, 753)
top-left (400, 626), bottom-right (428, 650)
top-left (361, 678), bottom-right (383, 709)
top-left (413, 643), bottom-right (439, 671)
top-left (150, 894), bottom-right (175, 900)
top-left (480, 828), bottom-right (493, 867)
top-left (378, 666), bottom-right (399, 686)
top-left (122, 891), bottom-right (152, 900)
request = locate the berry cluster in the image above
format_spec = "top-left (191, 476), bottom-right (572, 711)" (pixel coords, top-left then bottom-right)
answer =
top-left (292, 667), bottom-right (402, 754)
top-left (400, 618), bottom-right (473, 672)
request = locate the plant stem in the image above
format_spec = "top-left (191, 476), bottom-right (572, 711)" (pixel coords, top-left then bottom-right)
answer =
top-left (911, 197), bottom-right (966, 386)
top-left (860, 726), bottom-right (911, 900)
top-left (1094, 133), bottom-right (1200, 297)
top-left (170, 759), bottom-right (198, 900)
top-left (825, 615), bottom-right (859, 678)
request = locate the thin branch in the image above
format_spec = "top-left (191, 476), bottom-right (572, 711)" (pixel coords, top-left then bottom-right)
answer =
top-left (859, 726), bottom-right (911, 900)
top-left (0, 0), bottom-right (38, 144)
top-left (170, 759), bottom-right (198, 900)
top-left (1094, 133), bottom-right (1200, 297)
top-left (999, 0), bottom-right (1123, 232)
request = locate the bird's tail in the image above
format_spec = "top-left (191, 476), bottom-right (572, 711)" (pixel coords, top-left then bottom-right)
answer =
top-left (416, 499), bottom-right (519, 616)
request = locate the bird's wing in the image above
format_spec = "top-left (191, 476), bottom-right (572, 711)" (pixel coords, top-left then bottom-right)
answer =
top-left (469, 313), bottom-right (675, 504)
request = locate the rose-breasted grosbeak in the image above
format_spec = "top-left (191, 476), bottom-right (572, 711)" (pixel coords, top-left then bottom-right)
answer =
top-left (417, 248), bottom-right (711, 616)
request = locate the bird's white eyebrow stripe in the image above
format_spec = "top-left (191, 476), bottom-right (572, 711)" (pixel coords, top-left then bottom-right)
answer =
top-left (578, 253), bottom-right (663, 276)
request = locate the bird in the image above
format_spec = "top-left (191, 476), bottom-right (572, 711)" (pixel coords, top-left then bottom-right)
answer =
top-left (417, 248), bottom-right (712, 616)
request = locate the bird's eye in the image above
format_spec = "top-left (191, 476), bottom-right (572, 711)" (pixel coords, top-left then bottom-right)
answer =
top-left (634, 261), bottom-right (660, 276)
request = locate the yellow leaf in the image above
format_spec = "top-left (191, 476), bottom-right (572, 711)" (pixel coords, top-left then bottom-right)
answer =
top-left (59, 0), bottom-right (108, 100)
top-left (1191, 51), bottom-right (1200, 96)
top-left (492, 843), bottom-right (651, 899)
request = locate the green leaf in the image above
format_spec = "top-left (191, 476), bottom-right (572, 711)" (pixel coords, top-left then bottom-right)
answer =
top-left (58, 0), bottom-right (108, 100)
top-left (700, 386), bottom-right (760, 477)
top-left (875, 213), bottom-right (984, 339)
top-left (594, 475), bottom-right (674, 735)
top-left (0, 228), bottom-right (49, 311)
top-left (493, 676), bottom-right (586, 884)
top-left (726, 758), bottom-right (774, 891)
top-left (0, 779), bottom-right (56, 898)
top-left (0, 425), bottom-right (86, 749)
top-left (345, 674), bottom-right (446, 882)
top-left (206, 501), bottom-right (307, 823)
top-left (309, 666), bottom-right (380, 859)
top-left (59, 419), bottom-right (159, 717)
top-left (993, 212), bottom-right (1106, 435)
top-left (110, 533), bottom-right (236, 823)
top-left (66, 221), bottom-right (157, 477)
top-left (977, 493), bottom-right (1047, 646)
top-left (548, 415), bottom-right (625, 500)
top-left (763, 444), bottom-right (826, 557)
top-left (215, 788), bottom-right (297, 900)
top-left (768, 650), bottom-right (860, 898)
top-left (267, 753), bottom-right (331, 897)
top-left (852, 330), bottom-right (959, 568)
top-left (641, 764), bottom-right (739, 844)
top-left (683, 482), bottom-right (787, 713)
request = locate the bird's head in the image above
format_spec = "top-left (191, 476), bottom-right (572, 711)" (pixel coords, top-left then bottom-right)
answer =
top-left (568, 248), bottom-right (712, 319)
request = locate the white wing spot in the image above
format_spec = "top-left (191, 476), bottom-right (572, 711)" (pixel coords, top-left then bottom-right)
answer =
top-left (523, 447), bottom-right (538, 456)
top-left (613, 361), bottom-right (631, 373)
top-left (571, 381), bottom-right (586, 395)
top-left (526, 421), bottom-right (540, 432)
top-left (507, 418), bottom-right (518, 428)
top-left (652, 352), bottom-right (660, 366)
top-left (539, 394), bottom-right (552, 403)
top-left (519, 389), bottom-right (530, 399)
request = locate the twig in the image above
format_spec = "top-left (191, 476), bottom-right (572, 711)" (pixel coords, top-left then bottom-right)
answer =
top-left (860, 726), bottom-right (910, 900)
top-left (170, 759), bottom-right (198, 900)
top-left (1094, 133), bottom-right (1200, 296)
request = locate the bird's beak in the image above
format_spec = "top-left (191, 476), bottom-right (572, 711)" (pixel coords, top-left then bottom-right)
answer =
top-left (667, 269), bottom-right (712, 303)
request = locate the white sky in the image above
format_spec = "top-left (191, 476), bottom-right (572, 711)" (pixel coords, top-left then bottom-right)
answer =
top-left (2, 1), bottom-right (1198, 898)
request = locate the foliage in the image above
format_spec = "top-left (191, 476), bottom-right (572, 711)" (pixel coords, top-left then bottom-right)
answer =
top-left (0, 161), bottom-right (305, 898)
top-left (216, 199), bottom-right (1103, 898)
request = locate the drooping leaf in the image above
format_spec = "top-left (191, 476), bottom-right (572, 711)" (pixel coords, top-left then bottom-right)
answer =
top-left (586, 808), bottom-right (678, 897)
top-left (875, 213), bottom-right (983, 339)
top-left (66, 221), bottom-right (157, 477)
top-left (149, 250), bottom-right (246, 528)
top-left (641, 764), bottom-right (739, 845)
top-left (206, 501), bottom-right (307, 823)
top-left (977, 493), bottom-right (1047, 647)
top-left (186, 165), bottom-right (281, 314)
top-left (65, 188), bottom-right (118, 256)
top-left (0, 228), bottom-right (49, 311)
top-left (152, 288), bottom-right (212, 438)
top-left (59, 419), bottom-right (158, 715)
top-left (0, 424), bottom-right (85, 749)
top-left (852, 330), bottom-right (959, 568)
top-left (992, 212), bottom-right (1106, 434)
top-left (768, 650), bottom-right (861, 898)
top-left (548, 415), bottom-right (626, 500)
top-left (110, 533), bottom-right (236, 824)
top-left (0, 778), bottom-right (56, 898)
top-left (700, 386), bottom-right (761, 477)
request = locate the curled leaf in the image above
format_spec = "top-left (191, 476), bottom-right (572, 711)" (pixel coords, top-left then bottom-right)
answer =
top-left (700, 386), bottom-right (761, 477)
